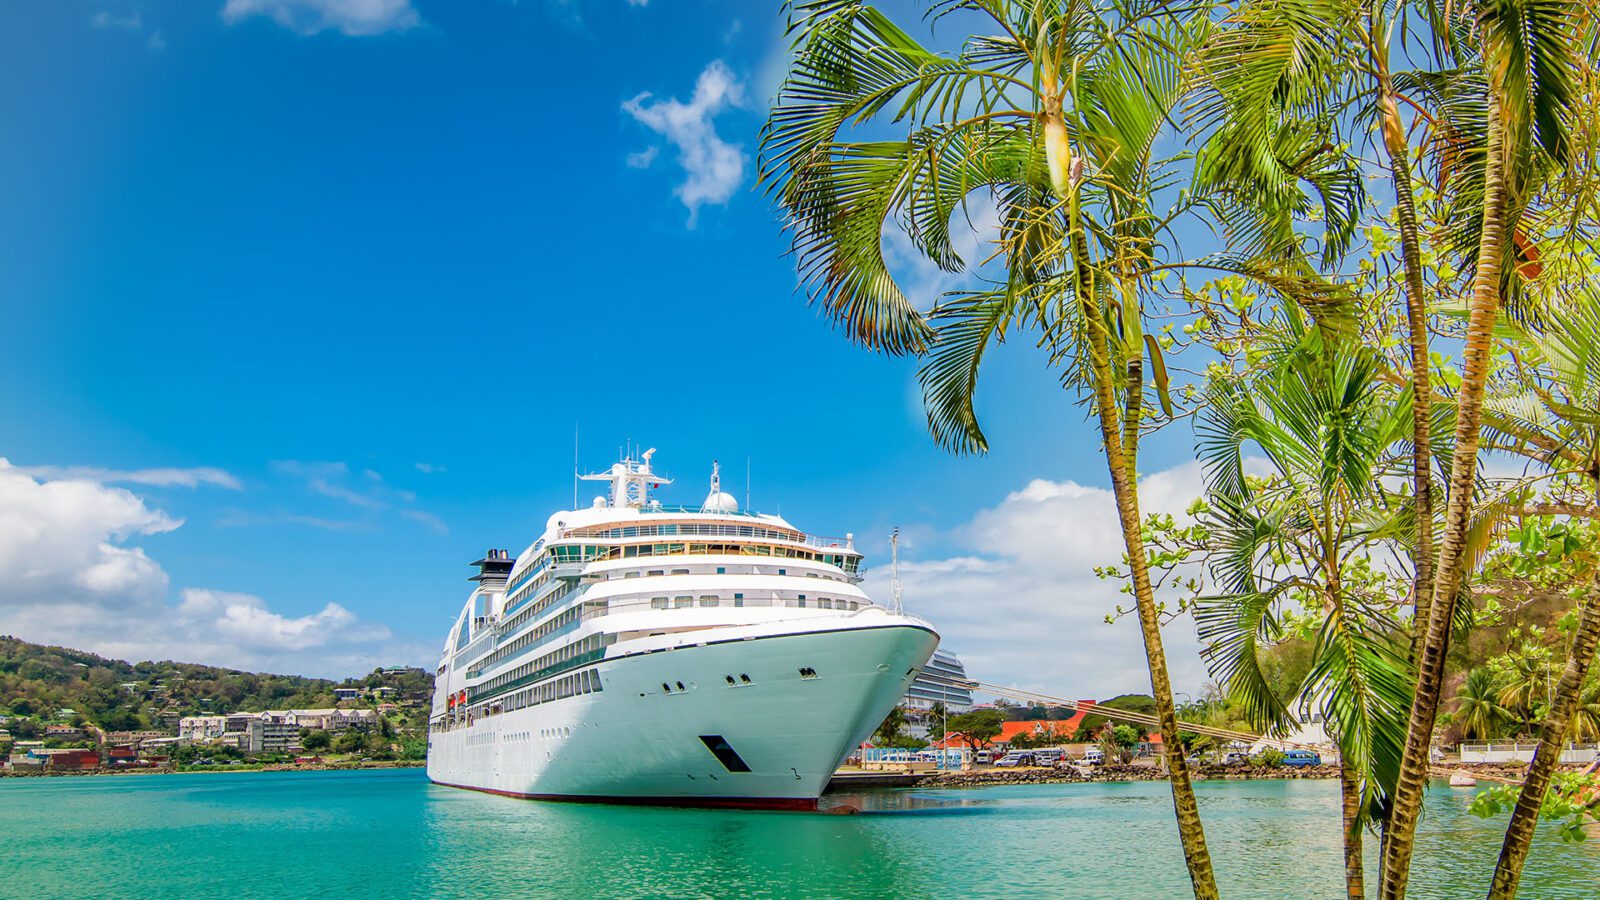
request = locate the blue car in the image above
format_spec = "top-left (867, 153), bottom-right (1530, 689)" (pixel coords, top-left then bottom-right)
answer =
top-left (1282, 749), bottom-right (1322, 767)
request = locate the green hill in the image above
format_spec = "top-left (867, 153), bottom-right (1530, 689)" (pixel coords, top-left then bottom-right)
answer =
top-left (0, 635), bottom-right (431, 738)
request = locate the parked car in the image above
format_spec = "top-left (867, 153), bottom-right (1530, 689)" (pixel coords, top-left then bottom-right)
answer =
top-left (1032, 748), bottom-right (1063, 765)
top-left (1223, 751), bottom-right (1249, 767)
top-left (1082, 747), bottom-right (1105, 766)
top-left (975, 750), bottom-right (995, 764)
top-left (994, 752), bottom-right (1035, 767)
top-left (1185, 753), bottom-right (1205, 766)
top-left (1281, 749), bottom-right (1322, 767)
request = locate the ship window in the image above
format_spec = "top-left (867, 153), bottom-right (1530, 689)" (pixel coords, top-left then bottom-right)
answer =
top-left (649, 570), bottom-right (664, 576)
top-left (672, 568), bottom-right (690, 575)
top-left (819, 599), bottom-right (833, 609)
top-left (740, 674), bottom-right (751, 684)
top-left (674, 596), bottom-right (693, 608)
top-left (725, 675), bottom-right (736, 685)
top-left (778, 568), bottom-right (787, 576)
top-left (733, 594), bottom-right (743, 608)
top-left (716, 567), bottom-right (725, 574)
top-left (699, 595), bottom-right (718, 607)
top-left (651, 597), bottom-right (668, 610)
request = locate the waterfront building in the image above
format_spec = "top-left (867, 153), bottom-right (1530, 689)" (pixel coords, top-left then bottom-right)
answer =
top-left (26, 748), bottom-right (100, 770)
top-left (183, 709), bottom-right (375, 745)
top-left (428, 452), bottom-right (940, 808)
top-left (44, 724), bottom-right (85, 742)
top-left (243, 720), bottom-right (302, 754)
top-left (179, 716), bottom-right (228, 742)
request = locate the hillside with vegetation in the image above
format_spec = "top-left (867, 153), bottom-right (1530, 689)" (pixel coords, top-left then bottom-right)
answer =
top-left (0, 635), bottom-right (432, 753)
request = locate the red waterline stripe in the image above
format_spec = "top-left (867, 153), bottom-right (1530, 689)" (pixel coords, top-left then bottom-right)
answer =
top-left (429, 779), bottom-right (818, 811)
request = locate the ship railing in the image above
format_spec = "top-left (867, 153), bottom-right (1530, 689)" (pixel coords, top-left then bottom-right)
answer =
top-left (558, 521), bottom-right (855, 551)
top-left (580, 595), bottom-right (871, 619)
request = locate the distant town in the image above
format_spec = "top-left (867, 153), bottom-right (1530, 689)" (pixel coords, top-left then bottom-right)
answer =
top-left (1, 636), bottom-right (431, 775)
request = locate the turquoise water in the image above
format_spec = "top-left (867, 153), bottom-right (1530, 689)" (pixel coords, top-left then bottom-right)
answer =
top-left (2, 770), bottom-right (1595, 898)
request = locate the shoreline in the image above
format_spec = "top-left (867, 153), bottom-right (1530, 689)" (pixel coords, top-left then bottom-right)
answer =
top-left (0, 759), bottom-right (426, 779)
top-left (6, 759), bottom-right (1577, 787)
top-left (875, 760), bottom-right (1590, 790)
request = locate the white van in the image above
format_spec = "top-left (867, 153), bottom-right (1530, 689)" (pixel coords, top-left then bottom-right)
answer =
top-left (1082, 747), bottom-right (1105, 765)
top-left (1033, 748), bottom-right (1063, 764)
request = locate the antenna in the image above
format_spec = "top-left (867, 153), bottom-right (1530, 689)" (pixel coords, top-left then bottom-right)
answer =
top-left (745, 456), bottom-right (751, 512)
top-left (890, 527), bottom-right (905, 614)
top-left (572, 424), bottom-right (579, 509)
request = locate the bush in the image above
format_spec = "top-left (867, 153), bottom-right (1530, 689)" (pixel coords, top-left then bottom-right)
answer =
top-left (1253, 748), bottom-right (1285, 767)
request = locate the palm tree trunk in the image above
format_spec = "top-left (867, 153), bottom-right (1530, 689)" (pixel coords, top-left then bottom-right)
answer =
top-left (1379, 82), bottom-right (1512, 900)
top-left (1341, 759), bottom-right (1366, 900)
top-left (1374, 58), bottom-right (1436, 658)
top-left (1488, 589), bottom-right (1600, 899)
top-left (1077, 237), bottom-right (1217, 899)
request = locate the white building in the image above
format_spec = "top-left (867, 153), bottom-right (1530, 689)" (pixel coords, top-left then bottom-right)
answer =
top-left (178, 715), bottom-right (228, 742)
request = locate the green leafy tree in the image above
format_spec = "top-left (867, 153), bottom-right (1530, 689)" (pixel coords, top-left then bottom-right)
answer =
top-left (333, 731), bottom-right (368, 755)
top-left (301, 730), bottom-right (332, 752)
top-left (947, 709), bottom-right (1005, 751)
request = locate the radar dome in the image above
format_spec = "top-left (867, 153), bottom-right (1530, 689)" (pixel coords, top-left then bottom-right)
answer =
top-left (702, 491), bottom-right (739, 513)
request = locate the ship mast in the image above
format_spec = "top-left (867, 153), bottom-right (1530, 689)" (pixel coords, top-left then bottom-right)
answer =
top-left (579, 447), bottom-right (672, 508)
top-left (890, 527), bottom-right (904, 615)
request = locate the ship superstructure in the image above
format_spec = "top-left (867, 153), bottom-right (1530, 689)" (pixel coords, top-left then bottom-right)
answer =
top-left (427, 450), bottom-right (939, 808)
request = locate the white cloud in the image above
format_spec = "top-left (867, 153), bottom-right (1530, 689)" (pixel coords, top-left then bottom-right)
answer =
top-left (868, 461), bottom-right (1213, 701)
top-left (626, 146), bottom-right (659, 169)
top-left (148, 30), bottom-right (166, 50)
top-left (220, 0), bottom-right (420, 36)
top-left (0, 461), bottom-right (423, 676)
top-left (623, 60), bottom-right (746, 226)
top-left (8, 463), bottom-right (242, 490)
top-left (268, 460), bottom-right (445, 533)
top-left (91, 11), bottom-right (142, 29)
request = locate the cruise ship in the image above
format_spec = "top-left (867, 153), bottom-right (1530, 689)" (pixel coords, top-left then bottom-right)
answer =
top-left (427, 450), bottom-right (940, 809)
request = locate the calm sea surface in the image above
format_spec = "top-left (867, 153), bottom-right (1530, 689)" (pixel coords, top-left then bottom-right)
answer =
top-left (2, 769), bottom-right (1595, 898)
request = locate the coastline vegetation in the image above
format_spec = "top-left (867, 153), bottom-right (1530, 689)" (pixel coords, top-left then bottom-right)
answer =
top-left (0, 635), bottom-right (430, 766)
top-left (760, 1), bottom-right (1596, 897)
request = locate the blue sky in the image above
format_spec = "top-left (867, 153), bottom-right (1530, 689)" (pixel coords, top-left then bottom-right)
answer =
top-left (0, 0), bottom-right (1210, 696)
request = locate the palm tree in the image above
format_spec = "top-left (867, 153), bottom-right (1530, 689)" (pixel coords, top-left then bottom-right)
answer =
top-left (1453, 668), bottom-right (1509, 741)
top-left (759, 2), bottom-right (1219, 894)
top-left (1375, 3), bottom-right (1587, 893)
top-left (1194, 316), bottom-right (1412, 900)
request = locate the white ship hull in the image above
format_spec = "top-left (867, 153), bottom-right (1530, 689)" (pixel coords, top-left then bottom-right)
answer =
top-left (428, 619), bottom-right (937, 808)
